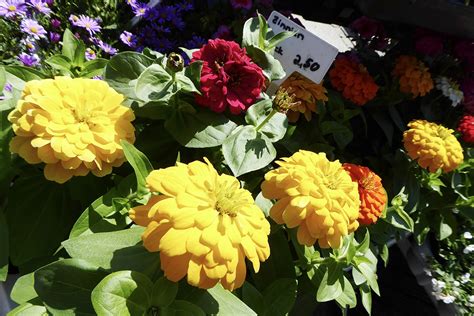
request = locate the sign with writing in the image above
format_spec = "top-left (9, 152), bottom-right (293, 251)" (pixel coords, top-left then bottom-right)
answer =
top-left (268, 11), bottom-right (339, 84)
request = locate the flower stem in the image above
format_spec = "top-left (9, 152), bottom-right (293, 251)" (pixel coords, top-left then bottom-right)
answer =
top-left (255, 109), bottom-right (277, 132)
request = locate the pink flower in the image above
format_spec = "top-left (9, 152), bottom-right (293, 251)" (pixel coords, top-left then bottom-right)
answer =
top-left (415, 36), bottom-right (443, 56)
top-left (230, 0), bottom-right (252, 10)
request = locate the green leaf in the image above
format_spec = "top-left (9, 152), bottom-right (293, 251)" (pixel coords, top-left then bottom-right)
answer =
top-left (151, 277), bottom-right (179, 307)
top-left (165, 109), bottom-right (237, 148)
top-left (245, 46), bottom-right (286, 81)
top-left (184, 61), bottom-right (202, 90)
top-left (360, 284), bottom-right (372, 315)
top-left (45, 55), bottom-right (72, 75)
top-left (245, 99), bottom-right (288, 142)
top-left (438, 216), bottom-right (453, 240)
top-left (266, 31), bottom-right (295, 51)
top-left (91, 270), bottom-right (153, 316)
top-left (69, 175), bottom-right (135, 238)
top-left (5, 175), bottom-right (73, 266)
top-left (222, 125), bottom-right (276, 177)
top-left (357, 230), bottom-right (370, 254)
top-left (258, 13), bottom-right (268, 49)
top-left (242, 16), bottom-right (261, 48)
top-left (161, 300), bottom-right (205, 316)
top-left (384, 206), bottom-right (414, 232)
top-left (242, 282), bottom-right (264, 315)
top-left (7, 301), bottom-right (48, 316)
top-left (62, 29), bottom-right (86, 66)
top-left (255, 192), bottom-right (273, 217)
top-left (11, 273), bottom-right (37, 304)
top-left (5, 65), bottom-right (46, 81)
top-left (262, 278), bottom-right (298, 316)
top-left (121, 140), bottom-right (153, 199)
top-left (176, 71), bottom-right (200, 93)
top-left (81, 58), bottom-right (109, 78)
top-left (380, 244), bottom-right (389, 267)
top-left (0, 211), bottom-right (8, 281)
top-left (335, 276), bottom-right (356, 309)
top-left (34, 259), bottom-right (107, 315)
top-left (208, 284), bottom-right (257, 316)
top-left (104, 52), bottom-right (154, 99)
top-left (353, 258), bottom-right (379, 296)
top-left (179, 47), bottom-right (198, 60)
top-left (135, 64), bottom-right (174, 102)
top-left (320, 121), bottom-right (353, 149)
top-left (316, 265), bottom-right (343, 302)
top-left (63, 227), bottom-right (161, 278)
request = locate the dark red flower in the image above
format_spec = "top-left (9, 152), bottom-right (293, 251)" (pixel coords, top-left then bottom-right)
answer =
top-left (192, 39), bottom-right (265, 114)
top-left (351, 16), bottom-right (382, 40)
top-left (415, 36), bottom-right (443, 56)
top-left (458, 115), bottom-right (474, 144)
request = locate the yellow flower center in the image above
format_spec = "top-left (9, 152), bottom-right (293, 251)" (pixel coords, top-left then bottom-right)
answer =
top-left (85, 22), bottom-right (91, 29)
top-left (30, 27), bottom-right (38, 34)
top-left (215, 189), bottom-right (240, 217)
top-left (360, 174), bottom-right (376, 191)
top-left (8, 5), bottom-right (16, 11)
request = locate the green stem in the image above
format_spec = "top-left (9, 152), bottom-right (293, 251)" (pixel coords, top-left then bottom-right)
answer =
top-left (255, 109), bottom-right (277, 132)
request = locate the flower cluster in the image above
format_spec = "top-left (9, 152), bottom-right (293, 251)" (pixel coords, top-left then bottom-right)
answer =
top-left (435, 76), bottom-right (463, 107)
top-left (8, 77), bottom-right (135, 183)
top-left (350, 16), bottom-right (388, 50)
top-left (129, 159), bottom-right (270, 291)
top-left (261, 150), bottom-right (360, 249)
top-left (329, 55), bottom-right (379, 106)
top-left (280, 72), bottom-right (328, 122)
top-left (403, 120), bottom-right (463, 173)
top-left (343, 163), bottom-right (387, 225)
top-left (191, 39), bottom-right (265, 114)
top-left (392, 55), bottom-right (434, 98)
top-left (458, 115), bottom-right (474, 144)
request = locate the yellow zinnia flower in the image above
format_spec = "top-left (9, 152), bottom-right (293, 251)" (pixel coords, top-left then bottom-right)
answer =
top-left (8, 77), bottom-right (135, 183)
top-left (280, 72), bottom-right (328, 122)
top-left (129, 159), bottom-right (270, 291)
top-left (403, 120), bottom-right (463, 173)
top-left (261, 150), bottom-right (360, 249)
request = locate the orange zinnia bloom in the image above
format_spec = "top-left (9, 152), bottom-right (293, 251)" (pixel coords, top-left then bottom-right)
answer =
top-left (343, 163), bottom-right (387, 225)
top-left (392, 55), bottom-right (433, 98)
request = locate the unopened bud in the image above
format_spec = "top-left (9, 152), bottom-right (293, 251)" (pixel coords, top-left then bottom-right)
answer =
top-left (166, 52), bottom-right (184, 72)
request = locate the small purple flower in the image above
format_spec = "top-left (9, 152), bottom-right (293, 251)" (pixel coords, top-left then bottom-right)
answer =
top-left (21, 38), bottom-right (37, 51)
top-left (4, 83), bottom-right (13, 92)
top-left (49, 31), bottom-right (60, 43)
top-left (153, 24), bottom-right (171, 34)
top-left (20, 19), bottom-right (47, 40)
top-left (18, 52), bottom-right (40, 66)
top-left (184, 35), bottom-right (206, 49)
top-left (172, 17), bottom-right (185, 30)
top-left (120, 31), bottom-right (137, 48)
top-left (92, 75), bottom-right (102, 80)
top-left (85, 48), bottom-right (96, 60)
top-left (213, 25), bottom-right (232, 40)
top-left (175, 1), bottom-right (193, 12)
top-left (0, 0), bottom-right (27, 18)
top-left (28, 0), bottom-right (51, 15)
top-left (76, 15), bottom-right (101, 35)
top-left (69, 14), bottom-right (79, 26)
top-left (152, 37), bottom-right (174, 53)
top-left (126, 0), bottom-right (136, 7)
top-left (132, 2), bottom-right (148, 17)
top-left (98, 41), bottom-right (117, 55)
top-left (51, 18), bottom-right (60, 28)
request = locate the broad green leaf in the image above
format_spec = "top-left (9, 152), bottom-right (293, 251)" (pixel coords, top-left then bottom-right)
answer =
top-left (266, 31), bottom-right (295, 51)
top-left (320, 121), bottom-right (353, 149)
top-left (151, 277), bottom-right (178, 307)
top-left (0, 211), bottom-right (8, 281)
top-left (258, 13), bottom-right (268, 49)
top-left (335, 276), bottom-right (356, 309)
top-left (5, 65), bottom-right (46, 81)
top-left (360, 284), bottom-right (372, 315)
top-left (262, 278), bottom-right (297, 316)
top-left (175, 72), bottom-right (199, 93)
top-left (7, 301), bottom-right (47, 316)
top-left (121, 140), bottom-right (153, 199)
top-left (353, 259), bottom-right (379, 296)
top-left (62, 29), bottom-right (86, 66)
top-left (380, 244), bottom-right (389, 267)
top-left (0, 114), bottom-right (12, 189)
top-left (245, 46), bottom-right (286, 81)
top-left (63, 227), bottom-right (160, 278)
top-left (179, 47), bottom-right (198, 59)
top-left (184, 61), bottom-right (202, 90)
top-left (161, 300), bottom-right (205, 316)
top-left (91, 270), bottom-right (153, 316)
top-left (208, 284), bottom-right (257, 316)
top-left (254, 192), bottom-right (273, 217)
top-left (104, 52), bottom-right (154, 99)
top-left (165, 109), bottom-right (237, 148)
top-left (245, 99), bottom-right (288, 142)
top-left (10, 273), bottom-right (37, 304)
top-left (384, 206), bottom-right (414, 232)
top-left (34, 259), bottom-right (107, 315)
top-left (242, 282), bottom-right (264, 315)
top-left (69, 175), bottom-right (135, 238)
top-left (357, 230), bottom-right (370, 254)
top-left (222, 125), bottom-right (276, 177)
top-left (6, 175), bottom-right (73, 266)
top-left (80, 58), bottom-right (109, 78)
top-left (242, 16), bottom-right (261, 48)
top-left (316, 266), bottom-right (343, 302)
top-left (45, 55), bottom-right (72, 75)
top-left (135, 64), bottom-right (173, 102)
top-left (438, 215), bottom-right (453, 240)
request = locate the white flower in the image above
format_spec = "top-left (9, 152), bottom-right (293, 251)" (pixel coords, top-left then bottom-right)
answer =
top-left (432, 279), bottom-right (446, 292)
top-left (463, 244), bottom-right (474, 254)
top-left (470, 295), bottom-right (474, 303)
top-left (453, 281), bottom-right (460, 287)
top-left (463, 231), bottom-right (473, 239)
top-left (435, 76), bottom-right (463, 107)
top-left (461, 273), bottom-right (470, 284)
top-left (440, 294), bottom-right (455, 304)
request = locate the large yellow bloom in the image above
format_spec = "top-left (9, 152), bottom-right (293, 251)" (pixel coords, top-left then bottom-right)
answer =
top-left (280, 72), bottom-right (328, 122)
top-left (261, 150), bottom-right (360, 249)
top-left (8, 77), bottom-right (135, 183)
top-left (129, 159), bottom-right (270, 291)
top-left (403, 120), bottom-right (463, 173)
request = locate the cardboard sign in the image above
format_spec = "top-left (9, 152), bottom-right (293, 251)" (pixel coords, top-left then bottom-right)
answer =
top-left (268, 11), bottom-right (339, 84)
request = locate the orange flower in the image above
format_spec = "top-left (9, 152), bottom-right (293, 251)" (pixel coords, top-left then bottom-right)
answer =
top-left (343, 163), bottom-right (387, 225)
top-left (280, 72), bottom-right (328, 122)
top-left (329, 55), bottom-right (379, 106)
top-left (392, 55), bottom-right (433, 97)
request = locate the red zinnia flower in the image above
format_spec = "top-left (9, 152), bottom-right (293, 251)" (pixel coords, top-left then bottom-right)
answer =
top-left (192, 39), bottom-right (265, 115)
top-left (458, 115), bottom-right (474, 144)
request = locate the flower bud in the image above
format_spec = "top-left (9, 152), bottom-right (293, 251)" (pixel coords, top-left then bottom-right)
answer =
top-left (166, 52), bottom-right (184, 72)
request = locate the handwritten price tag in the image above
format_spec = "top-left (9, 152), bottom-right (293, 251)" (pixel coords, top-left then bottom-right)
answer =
top-left (268, 11), bottom-right (339, 84)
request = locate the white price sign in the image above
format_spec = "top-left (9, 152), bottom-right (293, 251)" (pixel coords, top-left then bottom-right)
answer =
top-left (268, 11), bottom-right (339, 84)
